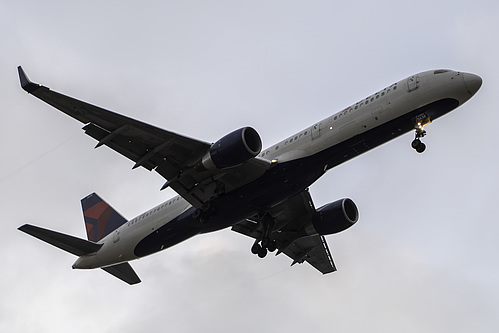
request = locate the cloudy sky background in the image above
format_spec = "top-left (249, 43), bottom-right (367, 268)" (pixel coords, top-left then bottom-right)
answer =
top-left (1, 1), bottom-right (498, 332)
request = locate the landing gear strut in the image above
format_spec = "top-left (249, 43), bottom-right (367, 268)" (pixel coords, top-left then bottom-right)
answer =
top-left (250, 213), bottom-right (277, 259)
top-left (411, 114), bottom-right (430, 153)
top-left (192, 202), bottom-right (216, 224)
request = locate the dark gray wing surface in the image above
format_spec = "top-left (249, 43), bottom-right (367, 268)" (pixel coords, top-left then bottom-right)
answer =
top-left (18, 67), bottom-right (269, 208)
top-left (232, 190), bottom-right (337, 274)
top-left (283, 235), bottom-right (336, 274)
top-left (102, 262), bottom-right (141, 285)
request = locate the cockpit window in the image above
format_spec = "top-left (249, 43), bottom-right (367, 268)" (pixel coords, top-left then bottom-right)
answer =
top-left (434, 70), bottom-right (450, 74)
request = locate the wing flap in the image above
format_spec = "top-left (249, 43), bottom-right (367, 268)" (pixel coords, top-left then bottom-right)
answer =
top-left (283, 235), bottom-right (336, 274)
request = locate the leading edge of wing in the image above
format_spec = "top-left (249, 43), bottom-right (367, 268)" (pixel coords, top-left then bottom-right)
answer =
top-left (17, 66), bottom-right (211, 163)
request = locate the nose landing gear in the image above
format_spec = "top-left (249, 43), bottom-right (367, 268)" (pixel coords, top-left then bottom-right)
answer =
top-left (411, 114), bottom-right (430, 153)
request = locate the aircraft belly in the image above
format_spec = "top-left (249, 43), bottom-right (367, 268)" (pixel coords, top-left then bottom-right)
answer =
top-left (133, 208), bottom-right (200, 257)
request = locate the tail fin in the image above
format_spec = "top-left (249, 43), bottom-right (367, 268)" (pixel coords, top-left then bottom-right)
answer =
top-left (81, 193), bottom-right (127, 242)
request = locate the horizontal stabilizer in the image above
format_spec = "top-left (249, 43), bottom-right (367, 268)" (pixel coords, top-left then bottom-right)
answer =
top-left (102, 262), bottom-right (141, 285)
top-left (18, 224), bottom-right (102, 256)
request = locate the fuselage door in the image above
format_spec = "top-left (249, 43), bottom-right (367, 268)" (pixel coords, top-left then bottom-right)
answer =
top-left (311, 122), bottom-right (321, 140)
top-left (407, 76), bottom-right (419, 92)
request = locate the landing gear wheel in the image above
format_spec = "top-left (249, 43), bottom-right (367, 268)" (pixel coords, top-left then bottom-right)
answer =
top-left (192, 202), bottom-right (216, 224)
top-left (416, 142), bottom-right (426, 153)
top-left (411, 139), bottom-right (426, 153)
top-left (257, 247), bottom-right (268, 258)
top-left (251, 241), bottom-right (261, 255)
top-left (192, 209), bottom-right (202, 220)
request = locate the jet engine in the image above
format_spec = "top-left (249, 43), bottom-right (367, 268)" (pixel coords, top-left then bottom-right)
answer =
top-left (198, 127), bottom-right (262, 170)
top-left (311, 198), bottom-right (359, 235)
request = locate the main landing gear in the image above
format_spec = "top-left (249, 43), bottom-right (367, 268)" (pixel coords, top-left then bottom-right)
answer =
top-left (250, 213), bottom-right (277, 258)
top-left (192, 202), bottom-right (216, 224)
top-left (251, 238), bottom-right (277, 258)
top-left (411, 114), bottom-right (431, 153)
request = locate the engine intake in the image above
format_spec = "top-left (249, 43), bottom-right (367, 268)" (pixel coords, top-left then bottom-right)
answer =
top-left (311, 198), bottom-right (359, 235)
top-left (200, 127), bottom-right (262, 170)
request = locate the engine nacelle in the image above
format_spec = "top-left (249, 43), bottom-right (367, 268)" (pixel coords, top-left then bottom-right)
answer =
top-left (310, 198), bottom-right (359, 235)
top-left (199, 127), bottom-right (262, 170)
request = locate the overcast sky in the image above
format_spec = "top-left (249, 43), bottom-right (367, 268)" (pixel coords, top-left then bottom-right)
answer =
top-left (1, 1), bottom-right (498, 332)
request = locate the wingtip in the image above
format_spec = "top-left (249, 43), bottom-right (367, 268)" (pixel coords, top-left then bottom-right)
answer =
top-left (17, 66), bottom-right (41, 93)
top-left (18, 223), bottom-right (31, 232)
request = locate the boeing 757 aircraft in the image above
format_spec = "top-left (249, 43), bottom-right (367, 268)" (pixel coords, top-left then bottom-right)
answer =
top-left (17, 66), bottom-right (482, 284)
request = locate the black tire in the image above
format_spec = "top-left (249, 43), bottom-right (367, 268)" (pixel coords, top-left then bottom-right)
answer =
top-left (411, 139), bottom-right (421, 149)
top-left (192, 209), bottom-right (202, 220)
top-left (258, 247), bottom-right (268, 258)
top-left (251, 242), bottom-right (261, 255)
top-left (416, 142), bottom-right (426, 153)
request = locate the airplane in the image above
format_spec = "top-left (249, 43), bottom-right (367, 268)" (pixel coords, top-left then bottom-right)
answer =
top-left (17, 66), bottom-right (482, 285)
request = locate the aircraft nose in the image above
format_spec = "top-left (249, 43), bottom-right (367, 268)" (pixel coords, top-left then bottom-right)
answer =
top-left (462, 72), bottom-right (483, 96)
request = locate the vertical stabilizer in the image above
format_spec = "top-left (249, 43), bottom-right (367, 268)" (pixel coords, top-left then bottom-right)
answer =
top-left (81, 193), bottom-right (127, 242)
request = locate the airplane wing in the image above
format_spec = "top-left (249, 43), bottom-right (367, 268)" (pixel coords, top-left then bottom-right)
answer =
top-left (18, 67), bottom-right (269, 208)
top-left (232, 190), bottom-right (337, 274)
